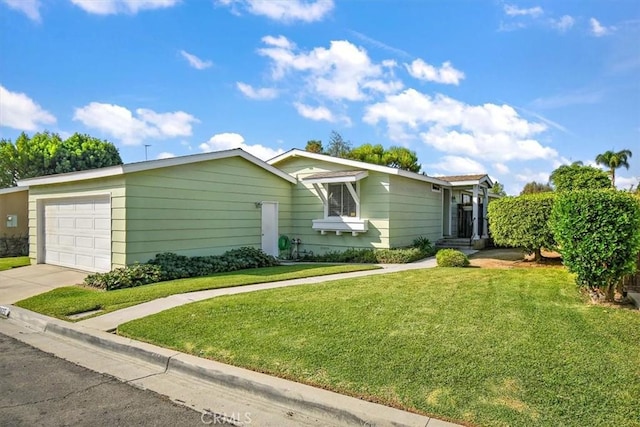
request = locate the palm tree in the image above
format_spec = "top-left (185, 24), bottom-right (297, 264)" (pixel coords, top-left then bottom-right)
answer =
top-left (595, 149), bottom-right (633, 187)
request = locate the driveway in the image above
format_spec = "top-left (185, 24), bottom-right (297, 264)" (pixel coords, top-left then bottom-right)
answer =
top-left (0, 264), bottom-right (87, 304)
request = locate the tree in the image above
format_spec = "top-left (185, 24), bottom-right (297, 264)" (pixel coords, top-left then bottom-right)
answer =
top-left (488, 193), bottom-right (556, 261)
top-left (304, 140), bottom-right (324, 153)
top-left (348, 143), bottom-right (386, 165)
top-left (0, 132), bottom-right (122, 188)
top-left (549, 164), bottom-right (610, 192)
top-left (325, 131), bottom-right (351, 158)
top-left (348, 144), bottom-right (421, 172)
top-left (520, 181), bottom-right (553, 195)
top-left (551, 190), bottom-right (640, 302)
top-left (490, 181), bottom-right (507, 196)
top-left (595, 149), bottom-right (633, 187)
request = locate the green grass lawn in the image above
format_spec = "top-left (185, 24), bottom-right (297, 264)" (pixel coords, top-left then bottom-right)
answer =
top-left (15, 264), bottom-right (378, 320)
top-left (0, 256), bottom-right (30, 271)
top-left (119, 268), bottom-right (640, 427)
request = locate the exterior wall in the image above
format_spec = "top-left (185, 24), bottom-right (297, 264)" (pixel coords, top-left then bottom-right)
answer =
top-left (388, 175), bottom-right (443, 247)
top-left (26, 177), bottom-right (126, 268)
top-left (0, 190), bottom-right (28, 237)
top-left (123, 156), bottom-right (292, 264)
top-left (274, 157), bottom-right (390, 255)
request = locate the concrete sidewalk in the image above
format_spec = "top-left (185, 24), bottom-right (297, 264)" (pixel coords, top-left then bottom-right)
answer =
top-left (0, 264), bottom-right (88, 305)
top-left (78, 257), bottom-right (443, 331)
top-left (1, 305), bottom-right (461, 427)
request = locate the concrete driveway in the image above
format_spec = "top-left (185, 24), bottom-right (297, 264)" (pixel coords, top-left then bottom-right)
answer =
top-left (0, 264), bottom-right (88, 305)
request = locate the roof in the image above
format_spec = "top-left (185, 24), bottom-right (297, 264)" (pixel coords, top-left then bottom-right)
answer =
top-left (303, 170), bottom-right (369, 184)
top-left (0, 185), bottom-right (28, 195)
top-left (17, 149), bottom-right (297, 187)
top-left (439, 174), bottom-right (493, 188)
top-left (268, 149), bottom-right (451, 186)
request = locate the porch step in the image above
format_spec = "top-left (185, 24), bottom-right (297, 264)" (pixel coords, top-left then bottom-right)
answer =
top-left (436, 238), bottom-right (473, 250)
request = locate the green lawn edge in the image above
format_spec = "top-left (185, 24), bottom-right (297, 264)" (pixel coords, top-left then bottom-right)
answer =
top-left (15, 263), bottom-right (379, 320)
top-left (118, 267), bottom-right (640, 427)
top-left (0, 256), bottom-right (30, 271)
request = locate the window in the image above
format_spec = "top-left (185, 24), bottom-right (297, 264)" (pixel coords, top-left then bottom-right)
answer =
top-left (432, 184), bottom-right (441, 193)
top-left (328, 183), bottom-right (357, 217)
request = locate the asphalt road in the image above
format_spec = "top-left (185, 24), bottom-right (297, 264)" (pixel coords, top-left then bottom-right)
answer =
top-left (0, 332), bottom-right (229, 427)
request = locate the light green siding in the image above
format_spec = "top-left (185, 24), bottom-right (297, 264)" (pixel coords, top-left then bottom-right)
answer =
top-left (275, 157), bottom-right (390, 255)
top-left (123, 156), bottom-right (292, 264)
top-left (389, 175), bottom-right (443, 247)
top-left (26, 177), bottom-right (126, 268)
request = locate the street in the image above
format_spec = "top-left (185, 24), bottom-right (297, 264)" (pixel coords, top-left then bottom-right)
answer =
top-left (0, 332), bottom-right (221, 427)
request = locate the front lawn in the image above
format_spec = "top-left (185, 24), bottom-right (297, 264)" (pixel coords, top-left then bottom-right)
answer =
top-left (0, 256), bottom-right (30, 271)
top-left (16, 264), bottom-right (378, 320)
top-left (119, 268), bottom-right (640, 427)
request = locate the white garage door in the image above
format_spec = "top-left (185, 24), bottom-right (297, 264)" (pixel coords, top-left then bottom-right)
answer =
top-left (43, 197), bottom-right (111, 272)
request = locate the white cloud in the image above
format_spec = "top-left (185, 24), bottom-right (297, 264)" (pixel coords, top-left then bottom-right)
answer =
top-left (493, 162), bottom-right (510, 174)
top-left (590, 17), bottom-right (614, 37)
top-left (293, 102), bottom-right (334, 122)
top-left (429, 156), bottom-right (485, 174)
top-left (616, 175), bottom-right (640, 190)
top-left (70, 0), bottom-right (179, 15)
top-left (2, 0), bottom-right (41, 21)
top-left (364, 88), bottom-right (556, 163)
top-left (157, 152), bottom-right (176, 159)
top-left (199, 132), bottom-right (284, 160)
top-left (551, 15), bottom-right (575, 32)
top-left (405, 59), bottom-right (465, 85)
top-left (504, 4), bottom-right (543, 18)
top-left (236, 82), bottom-right (278, 100)
top-left (515, 170), bottom-right (551, 183)
top-left (258, 36), bottom-right (402, 102)
top-left (180, 50), bottom-right (212, 70)
top-left (73, 102), bottom-right (198, 145)
top-left (0, 85), bottom-right (56, 131)
top-left (218, 0), bottom-right (334, 23)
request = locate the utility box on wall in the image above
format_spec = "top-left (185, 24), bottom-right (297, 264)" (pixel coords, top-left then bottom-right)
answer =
top-left (6, 214), bottom-right (17, 228)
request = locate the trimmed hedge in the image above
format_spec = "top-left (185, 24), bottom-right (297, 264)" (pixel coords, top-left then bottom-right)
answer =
top-left (551, 190), bottom-right (640, 301)
top-left (436, 249), bottom-right (470, 267)
top-left (84, 247), bottom-right (279, 291)
top-left (488, 193), bottom-right (556, 260)
top-left (305, 238), bottom-right (435, 264)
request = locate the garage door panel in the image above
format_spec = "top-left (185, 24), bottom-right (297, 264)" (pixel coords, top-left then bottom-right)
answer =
top-left (43, 197), bottom-right (111, 272)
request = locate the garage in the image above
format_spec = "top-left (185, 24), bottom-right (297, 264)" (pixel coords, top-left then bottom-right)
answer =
top-left (42, 196), bottom-right (111, 272)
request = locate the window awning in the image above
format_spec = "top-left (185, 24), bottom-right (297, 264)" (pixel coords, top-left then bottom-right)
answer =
top-left (303, 170), bottom-right (368, 184)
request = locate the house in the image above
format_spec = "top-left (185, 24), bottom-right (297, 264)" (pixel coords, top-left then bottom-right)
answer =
top-left (17, 149), bottom-right (295, 272)
top-left (268, 150), bottom-right (494, 256)
top-left (14, 148), bottom-right (495, 273)
top-left (0, 186), bottom-right (29, 257)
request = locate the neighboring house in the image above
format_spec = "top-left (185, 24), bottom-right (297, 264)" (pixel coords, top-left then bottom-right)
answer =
top-left (15, 148), bottom-right (496, 273)
top-left (17, 149), bottom-right (295, 272)
top-left (0, 186), bottom-right (29, 257)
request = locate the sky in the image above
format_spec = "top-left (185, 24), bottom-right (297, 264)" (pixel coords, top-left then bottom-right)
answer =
top-left (1, 0), bottom-right (639, 195)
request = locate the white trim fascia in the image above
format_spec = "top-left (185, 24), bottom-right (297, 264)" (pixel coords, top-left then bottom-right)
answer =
top-left (304, 171), bottom-right (368, 184)
top-left (269, 149), bottom-right (451, 186)
top-left (0, 185), bottom-right (29, 195)
top-left (30, 190), bottom-right (113, 201)
top-left (18, 149), bottom-right (297, 187)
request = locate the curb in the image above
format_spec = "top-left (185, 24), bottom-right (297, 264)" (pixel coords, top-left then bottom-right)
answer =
top-left (3, 305), bottom-right (459, 427)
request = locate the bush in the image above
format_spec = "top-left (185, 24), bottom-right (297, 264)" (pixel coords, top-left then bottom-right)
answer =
top-left (551, 190), bottom-right (640, 301)
top-left (305, 245), bottom-right (434, 264)
top-left (85, 247), bottom-right (279, 290)
top-left (84, 263), bottom-right (163, 291)
top-left (488, 193), bottom-right (556, 261)
top-left (436, 249), bottom-right (470, 267)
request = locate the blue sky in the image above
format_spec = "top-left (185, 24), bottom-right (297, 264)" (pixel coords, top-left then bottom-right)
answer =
top-left (1, 0), bottom-right (638, 194)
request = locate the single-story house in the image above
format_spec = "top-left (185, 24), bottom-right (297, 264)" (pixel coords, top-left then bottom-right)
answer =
top-left (17, 149), bottom-right (295, 272)
top-left (14, 148), bottom-right (496, 272)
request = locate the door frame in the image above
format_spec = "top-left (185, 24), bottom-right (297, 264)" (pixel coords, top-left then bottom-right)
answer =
top-left (260, 201), bottom-right (279, 257)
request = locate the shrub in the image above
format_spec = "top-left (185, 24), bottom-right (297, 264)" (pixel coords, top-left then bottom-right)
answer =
top-left (551, 190), bottom-right (640, 301)
top-left (412, 236), bottom-right (433, 252)
top-left (488, 193), bottom-right (556, 261)
top-left (305, 245), bottom-right (434, 264)
top-left (436, 249), bottom-right (469, 267)
top-left (84, 263), bottom-right (163, 291)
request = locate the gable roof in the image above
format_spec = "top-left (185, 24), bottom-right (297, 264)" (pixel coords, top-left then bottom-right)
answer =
top-left (17, 149), bottom-right (297, 186)
top-left (268, 149), bottom-right (451, 186)
top-left (0, 185), bottom-right (28, 195)
top-left (439, 174), bottom-right (493, 187)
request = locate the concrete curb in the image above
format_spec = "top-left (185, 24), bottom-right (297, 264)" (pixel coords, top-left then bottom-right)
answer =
top-left (5, 305), bottom-right (460, 427)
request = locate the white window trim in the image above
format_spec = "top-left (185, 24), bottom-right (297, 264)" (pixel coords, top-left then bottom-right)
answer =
top-left (325, 182), bottom-right (360, 219)
top-left (310, 181), bottom-right (368, 236)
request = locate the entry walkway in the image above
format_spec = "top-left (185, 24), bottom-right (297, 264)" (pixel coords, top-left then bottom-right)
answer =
top-left (78, 257), bottom-right (444, 331)
top-left (0, 264), bottom-right (87, 305)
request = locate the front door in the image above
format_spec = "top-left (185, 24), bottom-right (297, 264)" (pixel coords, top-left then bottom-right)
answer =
top-left (261, 201), bottom-right (278, 256)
